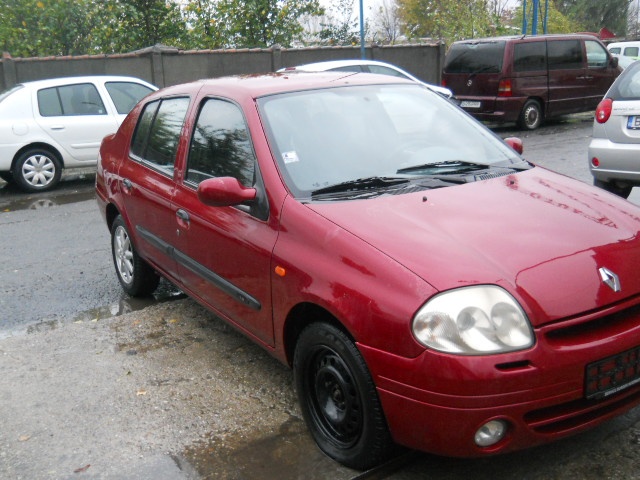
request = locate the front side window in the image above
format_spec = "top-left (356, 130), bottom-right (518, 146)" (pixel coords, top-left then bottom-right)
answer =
top-left (548, 40), bottom-right (583, 70)
top-left (38, 83), bottom-right (106, 116)
top-left (130, 97), bottom-right (189, 172)
top-left (586, 40), bottom-right (609, 68)
top-left (105, 81), bottom-right (155, 114)
top-left (186, 98), bottom-right (256, 187)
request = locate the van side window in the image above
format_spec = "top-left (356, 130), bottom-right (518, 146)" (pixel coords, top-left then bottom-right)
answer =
top-left (609, 47), bottom-right (621, 55)
top-left (624, 47), bottom-right (639, 57)
top-left (514, 42), bottom-right (547, 72)
top-left (548, 40), bottom-right (583, 70)
top-left (586, 41), bottom-right (609, 68)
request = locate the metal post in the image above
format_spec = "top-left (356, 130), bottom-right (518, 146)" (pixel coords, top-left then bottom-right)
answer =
top-left (531, 0), bottom-right (539, 35)
top-left (359, 0), bottom-right (365, 59)
top-left (522, 0), bottom-right (528, 34)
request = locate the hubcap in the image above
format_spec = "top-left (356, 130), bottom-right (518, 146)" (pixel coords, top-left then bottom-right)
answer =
top-left (114, 226), bottom-right (134, 284)
top-left (22, 154), bottom-right (56, 187)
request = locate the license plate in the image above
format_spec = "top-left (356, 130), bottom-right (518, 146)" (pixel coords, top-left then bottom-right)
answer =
top-left (585, 345), bottom-right (640, 400)
top-left (460, 101), bottom-right (481, 109)
top-left (627, 116), bottom-right (640, 130)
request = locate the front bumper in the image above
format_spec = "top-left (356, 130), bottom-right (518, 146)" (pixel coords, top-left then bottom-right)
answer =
top-left (359, 297), bottom-right (640, 457)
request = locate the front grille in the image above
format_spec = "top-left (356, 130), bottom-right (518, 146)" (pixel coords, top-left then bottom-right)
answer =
top-left (585, 346), bottom-right (640, 400)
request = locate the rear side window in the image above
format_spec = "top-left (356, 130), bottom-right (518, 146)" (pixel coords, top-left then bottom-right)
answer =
top-left (624, 46), bottom-right (639, 57)
top-left (331, 65), bottom-right (364, 73)
top-left (444, 42), bottom-right (505, 74)
top-left (548, 40), bottom-right (583, 70)
top-left (514, 42), bottom-right (547, 72)
top-left (130, 97), bottom-right (189, 172)
top-left (368, 65), bottom-right (408, 79)
top-left (186, 98), bottom-right (256, 187)
top-left (38, 83), bottom-right (106, 116)
top-left (105, 81), bottom-right (155, 114)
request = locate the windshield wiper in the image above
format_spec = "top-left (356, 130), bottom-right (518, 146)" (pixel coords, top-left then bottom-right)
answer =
top-left (397, 160), bottom-right (488, 175)
top-left (311, 176), bottom-right (409, 197)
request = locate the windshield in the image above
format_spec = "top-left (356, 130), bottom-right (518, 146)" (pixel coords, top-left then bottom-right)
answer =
top-left (444, 41), bottom-right (505, 74)
top-left (258, 84), bottom-right (523, 199)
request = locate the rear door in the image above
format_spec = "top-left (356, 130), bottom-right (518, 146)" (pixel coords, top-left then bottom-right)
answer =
top-left (34, 82), bottom-right (117, 161)
top-left (117, 96), bottom-right (190, 282)
top-left (547, 39), bottom-right (589, 116)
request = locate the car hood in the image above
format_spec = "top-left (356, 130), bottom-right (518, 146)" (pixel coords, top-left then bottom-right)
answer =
top-left (308, 168), bottom-right (640, 325)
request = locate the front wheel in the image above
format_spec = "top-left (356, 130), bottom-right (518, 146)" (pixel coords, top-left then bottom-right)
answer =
top-left (517, 100), bottom-right (543, 130)
top-left (14, 149), bottom-right (62, 192)
top-left (293, 322), bottom-right (395, 470)
top-left (594, 178), bottom-right (633, 198)
top-left (111, 215), bottom-right (160, 297)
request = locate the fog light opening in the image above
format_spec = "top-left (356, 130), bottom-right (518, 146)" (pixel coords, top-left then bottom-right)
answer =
top-left (474, 419), bottom-right (508, 447)
top-left (591, 157), bottom-right (600, 168)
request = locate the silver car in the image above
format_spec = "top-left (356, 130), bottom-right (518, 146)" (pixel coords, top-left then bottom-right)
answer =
top-left (589, 61), bottom-right (640, 198)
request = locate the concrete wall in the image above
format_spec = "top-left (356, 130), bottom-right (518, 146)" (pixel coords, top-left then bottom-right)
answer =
top-left (0, 43), bottom-right (445, 92)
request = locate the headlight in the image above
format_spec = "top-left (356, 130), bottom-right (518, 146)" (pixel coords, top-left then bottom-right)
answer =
top-left (412, 285), bottom-right (533, 355)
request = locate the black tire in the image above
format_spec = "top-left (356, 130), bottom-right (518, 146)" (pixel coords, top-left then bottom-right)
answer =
top-left (111, 215), bottom-right (160, 297)
top-left (293, 322), bottom-right (395, 470)
top-left (14, 148), bottom-right (62, 192)
top-left (517, 100), bottom-right (543, 130)
top-left (594, 178), bottom-right (633, 198)
top-left (0, 171), bottom-right (14, 184)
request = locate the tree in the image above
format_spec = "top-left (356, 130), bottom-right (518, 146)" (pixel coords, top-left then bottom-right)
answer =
top-left (397, 0), bottom-right (496, 44)
top-left (556, 0), bottom-right (632, 36)
top-left (316, 0), bottom-right (363, 46)
top-left (371, 0), bottom-right (402, 44)
top-left (513, 0), bottom-right (581, 35)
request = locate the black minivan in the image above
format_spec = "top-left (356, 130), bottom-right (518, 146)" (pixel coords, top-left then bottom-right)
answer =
top-left (442, 34), bottom-right (621, 129)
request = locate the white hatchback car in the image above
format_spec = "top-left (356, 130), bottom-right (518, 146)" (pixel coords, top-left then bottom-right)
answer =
top-left (278, 59), bottom-right (454, 99)
top-left (0, 75), bottom-right (157, 192)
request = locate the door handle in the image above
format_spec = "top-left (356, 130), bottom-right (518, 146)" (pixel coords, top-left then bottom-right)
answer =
top-left (122, 178), bottom-right (133, 193)
top-left (50, 125), bottom-right (65, 130)
top-left (176, 209), bottom-right (190, 224)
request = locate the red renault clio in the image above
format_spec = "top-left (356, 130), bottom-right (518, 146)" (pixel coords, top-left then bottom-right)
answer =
top-left (96, 72), bottom-right (640, 470)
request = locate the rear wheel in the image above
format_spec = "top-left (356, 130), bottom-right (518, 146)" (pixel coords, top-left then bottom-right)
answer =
top-left (14, 148), bottom-right (62, 192)
top-left (293, 322), bottom-right (396, 470)
top-left (111, 215), bottom-right (160, 297)
top-left (517, 100), bottom-right (543, 130)
top-left (594, 178), bottom-right (633, 198)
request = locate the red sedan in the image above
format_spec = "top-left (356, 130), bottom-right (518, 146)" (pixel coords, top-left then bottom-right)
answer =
top-left (96, 72), bottom-right (640, 470)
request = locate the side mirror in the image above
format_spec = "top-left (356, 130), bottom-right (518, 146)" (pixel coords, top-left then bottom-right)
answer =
top-left (197, 177), bottom-right (256, 207)
top-left (504, 137), bottom-right (523, 155)
top-left (611, 56), bottom-right (619, 69)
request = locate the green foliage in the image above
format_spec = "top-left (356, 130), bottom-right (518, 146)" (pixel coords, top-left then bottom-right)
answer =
top-left (512, 0), bottom-right (582, 35)
top-left (0, 0), bottom-right (324, 56)
top-left (556, 0), bottom-right (630, 36)
top-left (397, 0), bottom-right (497, 44)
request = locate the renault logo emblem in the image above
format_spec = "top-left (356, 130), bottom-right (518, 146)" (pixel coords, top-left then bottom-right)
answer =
top-left (599, 267), bottom-right (621, 292)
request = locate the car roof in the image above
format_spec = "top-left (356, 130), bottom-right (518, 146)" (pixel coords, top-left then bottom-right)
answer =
top-left (148, 72), bottom-right (414, 101)
top-left (283, 59), bottom-right (406, 71)
top-left (14, 75), bottom-right (156, 90)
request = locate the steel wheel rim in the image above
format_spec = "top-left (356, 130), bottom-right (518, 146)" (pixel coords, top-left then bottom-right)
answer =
top-left (308, 347), bottom-right (362, 448)
top-left (525, 106), bottom-right (539, 128)
top-left (21, 154), bottom-right (56, 188)
top-left (114, 225), bottom-right (134, 285)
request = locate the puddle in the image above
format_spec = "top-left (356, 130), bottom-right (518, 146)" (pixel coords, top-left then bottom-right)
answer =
top-left (0, 187), bottom-right (96, 212)
top-left (181, 416), bottom-right (354, 479)
top-left (0, 281), bottom-right (186, 340)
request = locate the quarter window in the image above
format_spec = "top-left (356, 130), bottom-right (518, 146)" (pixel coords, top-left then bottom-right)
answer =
top-left (187, 98), bottom-right (256, 187)
top-left (38, 83), bottom-right (106, 116)
top-left (130, 97), bottom-right (189, 172)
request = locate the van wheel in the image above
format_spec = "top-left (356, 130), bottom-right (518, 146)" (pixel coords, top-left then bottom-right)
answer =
top-left (518, 100), bottom-right (543, 130)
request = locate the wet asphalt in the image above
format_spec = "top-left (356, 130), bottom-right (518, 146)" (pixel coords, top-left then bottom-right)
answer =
top-left (2, 114), bottom-right (640, 478)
